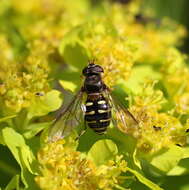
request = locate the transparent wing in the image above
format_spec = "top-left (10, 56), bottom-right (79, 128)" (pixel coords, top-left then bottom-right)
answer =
top-left (104, 87), bottom-right (139, 136)
top-left (48, 89), bottom-right (85, 142)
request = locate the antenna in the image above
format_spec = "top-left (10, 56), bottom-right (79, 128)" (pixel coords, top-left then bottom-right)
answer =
top-left (88, 58), bottom-right (97, 65)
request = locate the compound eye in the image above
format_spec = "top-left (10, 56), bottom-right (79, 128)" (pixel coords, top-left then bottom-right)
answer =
top-left (94, 65), bottom-right (104, 73)
top-left (82, 64), bottom-right (104, 75)
top-left (82, 67), bottom-right (88, 76)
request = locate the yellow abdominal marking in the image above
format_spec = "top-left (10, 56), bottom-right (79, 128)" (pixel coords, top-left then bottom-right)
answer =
top-left (97, 131), bottom-right (106, 134)
top-left (94, 127), bottom-right (107, 131)
top-left (100, 119), bottom-right (111, 122)
top-left (86, 102), bottom-right (93, 106)
top-left (98, 100), bottom-right (106, 104)
top-left (85, 111), bottom-right (95, 115)
top-left (98, 109), bottom-right (110, 113)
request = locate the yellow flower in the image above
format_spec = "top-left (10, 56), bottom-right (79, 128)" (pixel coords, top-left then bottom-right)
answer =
top-left (133, 81), bottom-right (165, 111)
top-left (107, 2), bottom-right (186, 64)
top-left (35, 140), bottom-right (128, 190)
top-left (0, 36), bottom-right (50, 113)
top-left (130, 82), bottom-right (186, 154)
top-left (0, 35), bottom-right (14, 61)
top-left (175, 93), bottom-right (189, 115)
top-left (84, 20), bottom-right (139, 87)
top-left (161, 48), bottom-right (189, 115)
top-left (136, 112), bottom-right (186, 153)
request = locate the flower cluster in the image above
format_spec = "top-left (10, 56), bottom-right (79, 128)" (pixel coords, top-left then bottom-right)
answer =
top-left (128, 79), bottom-right (188, 154)
top-left (84, 22), bottom-right (139, 86)
top-left (0, 37), bottom-right (50, 113)
top-left (108, 1), bottom-right (186, 64)
top-left (13, 0), bottom-right (90, 49)
top-left (0, 0), bottom-right (91, 113)
top-left (35, 140), bottom-right (128, 190)
top-left (161, 48), bottom-right (189, 115)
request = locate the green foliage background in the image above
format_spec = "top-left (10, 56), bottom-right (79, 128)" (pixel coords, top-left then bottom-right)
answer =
top-left (0, 0), bottom-right (189, 190)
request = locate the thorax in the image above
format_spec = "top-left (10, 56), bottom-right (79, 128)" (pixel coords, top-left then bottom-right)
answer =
top-left (84, 74), bottom-right (104, 93)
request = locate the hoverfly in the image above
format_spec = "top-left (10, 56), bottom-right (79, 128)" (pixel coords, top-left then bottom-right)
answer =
top-left (48, 60), bottom-right (138, 142)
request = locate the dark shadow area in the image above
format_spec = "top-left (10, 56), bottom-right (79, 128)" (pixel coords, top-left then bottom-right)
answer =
top-left (0, 144), bottom-right (20, 188)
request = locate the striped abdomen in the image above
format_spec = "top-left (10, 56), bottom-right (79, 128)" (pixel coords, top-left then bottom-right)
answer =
top-left (84, 96), bottom-right (111, 134)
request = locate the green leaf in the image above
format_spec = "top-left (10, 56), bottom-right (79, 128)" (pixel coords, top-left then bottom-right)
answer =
top-left (127, 167), bottom-right (164, 190)
top-left (2, 127), bottom-right (37, 174)
top-left (149, 145), bottom-right (184, 173)
top-left (59, 26), bottom-right (89, 69)
top-left (106, 126), bottom-right (141, 169)
top-left (161, 174), bottom-right (189, 190)
top-left (59, 80), bottom-right (77, 92)
top-left (106, 127), bottom-right (137, 155)
top-left (167, 158), bottom-right (189, 176)
top-left (182, 146), bottom-right (189, 159)
top-left (0, 115), bottom-right (17, 123)
top-left (167, 146), bottom-right (189, 175)
top-left (23, 122), bottom-right (52, 139)
top-left (5, 175), bottom-right (19, 190)
top-left (166, 146), bottom-right (189, 176)
top-left (88, 139), bottom-right (118, 166)
top-left (2, 127), bottom-right (38, 187)
top-left (77, 127), bottom-right (106, 152)
top-left (125, 65), bottom-right (161, 94)
top-left (0, 127), bottom-right (5, 145)
top-left (27, 90), bottom-right (62, 120)
top-left (22, 168), bottom-right (41, 190)
top-left (140, 146), bottom-right (189, 177)
top-left (0, 144), bottom-right (20, 177)
top-left (130, 180), bottom-right (151, 190)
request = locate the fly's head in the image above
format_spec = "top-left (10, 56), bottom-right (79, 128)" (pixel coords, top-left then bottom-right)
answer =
top-left (82, 60), bottom-right (104, 91)
top-left (82, 60), bottom-right (104, 77)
